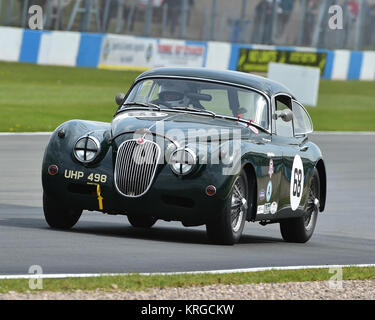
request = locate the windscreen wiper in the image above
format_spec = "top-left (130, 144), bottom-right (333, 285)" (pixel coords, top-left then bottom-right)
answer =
top-left (171, 106), bottom-right (216, 118)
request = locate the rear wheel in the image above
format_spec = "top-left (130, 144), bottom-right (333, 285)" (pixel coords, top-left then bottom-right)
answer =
top-left (127, 215), bottom-right (157, 228)
top-left (43, 193), bottom-right (82, 229)
top-left (280, 168), bottom-right (320, 243)
top-left (206, 170), bottom-right (249, 245)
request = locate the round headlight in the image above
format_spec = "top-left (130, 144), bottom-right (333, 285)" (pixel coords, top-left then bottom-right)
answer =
top-left (73, 136), bottom-right (100, 163)
top-left (169, 148), bottom-right (196, 176)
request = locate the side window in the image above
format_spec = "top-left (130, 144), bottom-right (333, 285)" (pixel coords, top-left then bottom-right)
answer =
top-left (275, 96), bottom-right (293, 137)
top-left (238, 90), bottom-right (269, 130)
top-left (292, 101), bottom-right (313, 135)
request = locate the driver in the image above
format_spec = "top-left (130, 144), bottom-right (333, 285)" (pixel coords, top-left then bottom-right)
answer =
top-left (153, 82), bottom-right (191, 108)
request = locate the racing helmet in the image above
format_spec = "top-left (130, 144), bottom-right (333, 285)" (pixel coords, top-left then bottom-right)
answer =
top-left (158, 82), bottom-right (190, 108)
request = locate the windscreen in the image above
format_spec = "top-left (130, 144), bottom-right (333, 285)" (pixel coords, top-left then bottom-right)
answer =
top-left (123, 78), bottom-right (270, 130)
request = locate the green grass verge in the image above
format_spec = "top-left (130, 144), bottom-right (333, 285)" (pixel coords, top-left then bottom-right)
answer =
top-left (0, 62), bottom-right (140, 132)
top-left (0, 61), bottom-right (374, 132)
top-left (0, 267), bottom-right (374, 294)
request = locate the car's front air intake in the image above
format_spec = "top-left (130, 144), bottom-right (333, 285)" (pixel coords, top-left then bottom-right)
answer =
top-left (115, 139), bottom-right (161, 197)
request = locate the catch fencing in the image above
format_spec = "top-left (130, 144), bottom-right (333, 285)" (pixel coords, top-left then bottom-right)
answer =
top-left (0, 26), bottom-right (374, 80)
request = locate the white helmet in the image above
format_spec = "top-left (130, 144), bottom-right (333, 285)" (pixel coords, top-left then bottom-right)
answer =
top-left (158, 82), bottom-right (190, 108)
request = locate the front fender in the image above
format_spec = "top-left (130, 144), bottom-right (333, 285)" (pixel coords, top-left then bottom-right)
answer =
top-left (42, 120), bottom-right (111, 195)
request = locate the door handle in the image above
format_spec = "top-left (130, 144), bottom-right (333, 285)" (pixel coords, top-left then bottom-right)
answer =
top-left (300, 146), bottom-right (309, 152)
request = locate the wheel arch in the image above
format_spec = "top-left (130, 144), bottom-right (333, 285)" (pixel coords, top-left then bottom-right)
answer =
top-left (315, 159), bottom-right (327, 212)
top-left (242, 162), bottom-right (257, 221)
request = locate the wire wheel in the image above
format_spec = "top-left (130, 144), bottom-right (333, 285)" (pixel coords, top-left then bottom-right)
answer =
top-left (305, 172), bottom-right (319, 230)
top-left (206, 169), bottom-right (249, 245)
top-left (280, 167), bottom-right (321, 243)
top-left (230, 175), bottom-right (247, 233)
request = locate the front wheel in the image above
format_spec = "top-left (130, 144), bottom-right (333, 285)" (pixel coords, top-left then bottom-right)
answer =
top-left (127, 215), bottom-right (157, 228)
top-left (280, 168), bottom-right (320, 243)
top-left (206, 170), bottom-right (249, 245)
top-left (43, 193), bottom-right (82, 229)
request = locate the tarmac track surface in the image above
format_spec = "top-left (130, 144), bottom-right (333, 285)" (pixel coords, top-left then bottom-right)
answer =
top-left (0, 133), bottom-right (374, 275)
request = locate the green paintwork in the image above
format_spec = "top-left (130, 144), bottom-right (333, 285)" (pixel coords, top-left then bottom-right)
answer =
top-left (42, 69), bottom-right (326, 227)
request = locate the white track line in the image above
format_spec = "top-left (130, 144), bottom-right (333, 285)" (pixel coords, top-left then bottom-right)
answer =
top-left (0, 132), bottom-right (52, 136)
top-left (311, 131), bottom-right (375, 136)
top-left (1, 264), bottom-right (375, 280)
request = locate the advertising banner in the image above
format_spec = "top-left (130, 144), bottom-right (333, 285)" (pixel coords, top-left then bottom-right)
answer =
top-left (99, 35), bottom-right (156, 70)
top-left (154, 39), bottom-right (206, 68)
top-left (99, 35), bottom-right (206, 70)
top-left (236, 49), bottom-right (327, 74)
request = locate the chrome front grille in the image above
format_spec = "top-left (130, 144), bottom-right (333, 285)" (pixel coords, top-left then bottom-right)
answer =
top-left (114, 139), bottom-right (161, 197)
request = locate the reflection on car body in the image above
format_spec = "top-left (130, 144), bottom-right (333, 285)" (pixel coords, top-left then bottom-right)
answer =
top-left (42, 68), bottom-right (326, 245)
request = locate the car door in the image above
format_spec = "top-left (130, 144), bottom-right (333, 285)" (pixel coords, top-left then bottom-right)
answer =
top-left (271, 94), bottom-right (308, 216)
top-left (290, 100), bottom-right (315, 213)
top-left (234, 90), bottom-right (283, 218)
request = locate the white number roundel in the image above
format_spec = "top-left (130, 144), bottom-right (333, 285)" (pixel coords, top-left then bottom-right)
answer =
top-left (290, 155), bottom-right (304, 211)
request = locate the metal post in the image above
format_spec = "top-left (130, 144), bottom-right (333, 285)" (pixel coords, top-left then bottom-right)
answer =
top-left (219, 12), bottom-right (227, 42)
top-left (44, 0), bottom-right (53, 29)
top-left (93, 0), bottom-right (101, 32)
top-left (80, 0), bottom-right (91, 32)
top-left (115, 0), bottom-right (125, 33)
top-left (144, 0), bottom-right (153, 37)
top-left (161, 2), bottom-right (168, 37)
top-left (5, 0), bottom-right (14, 26)
top-left (340, 0), bottom-right (349, 49)
top-left (354, 0), bottom-right (365, 50)
top-left (179, 0), bottom-right (188, 39)
top-left (270, 0), bottom-right (278, 44)
top-left (21, 0), bottom-right (30, 28)
top-left (126, 3), bottom-right (135, 33)
top-left (258, 3), bottom-right (267, 44)
top-left (202, 7), bottom-right (210, 41)
top-left (239, 0), bottom-right (249, 43)
top-left (102, 0), bottom-right (111, 33)
top-left (54, 0), bottom-right (63, 30)
top-left (67, 0), bottom-right (79, 31)
top-left (240, 0), bottom-right (247, 20)
top-left (311, 0), bottom-right (330, 47)
top-left (297, 0), bottom-right (307, 46)
top-left (209, 0), bottom-right (218, 41)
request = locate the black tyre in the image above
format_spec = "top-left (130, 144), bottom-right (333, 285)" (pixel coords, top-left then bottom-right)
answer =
top-left (127, 215), bottom-right (157, 228)
top-left (206, 170), bottom-right (249, 245)
top-left (280, 167), bottom-right (320, 243)
top-left (43, 193), bottom-right (82, 230)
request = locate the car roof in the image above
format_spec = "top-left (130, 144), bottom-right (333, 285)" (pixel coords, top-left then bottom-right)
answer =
top-left (136, 67), bottom-right (295, 99)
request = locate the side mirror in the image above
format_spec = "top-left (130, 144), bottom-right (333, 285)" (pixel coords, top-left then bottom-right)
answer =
top-left (274, 109), bottom-right (293, 122)
top-left (115, 93), bottom-right (126, 106)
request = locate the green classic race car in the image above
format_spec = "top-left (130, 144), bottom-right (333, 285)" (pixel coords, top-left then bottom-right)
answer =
top-left (42, 68), bottom-right (326, 245)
